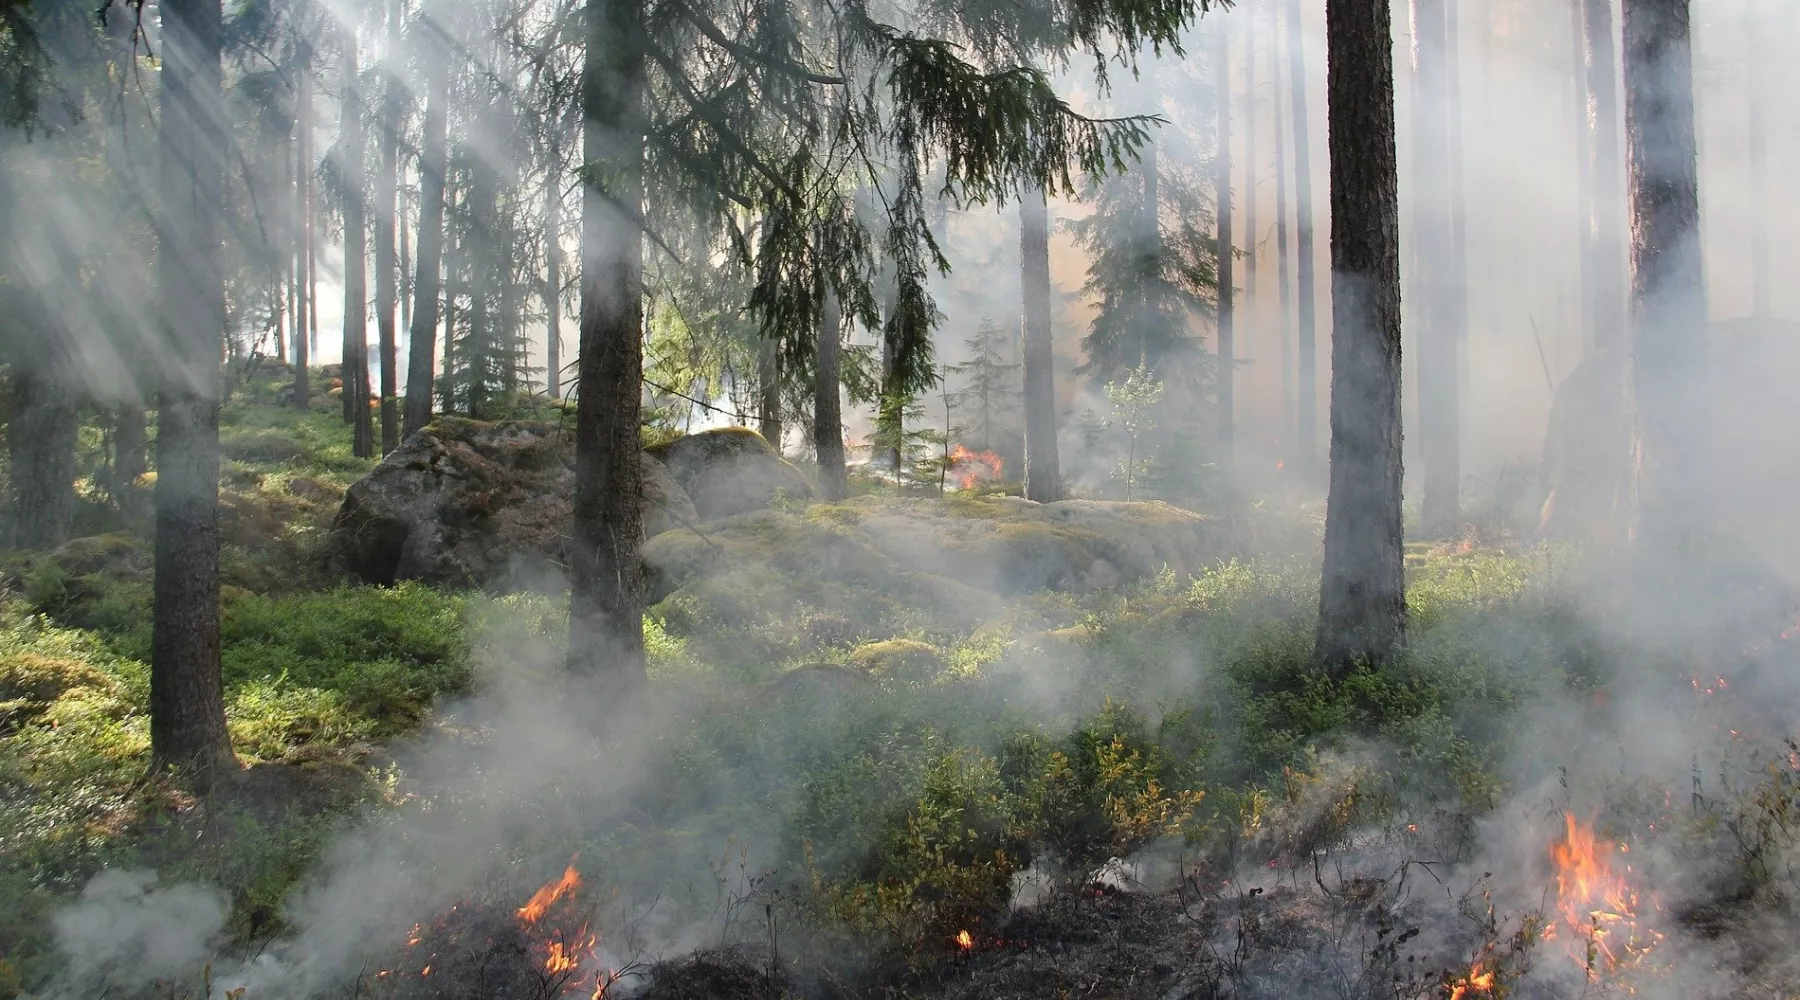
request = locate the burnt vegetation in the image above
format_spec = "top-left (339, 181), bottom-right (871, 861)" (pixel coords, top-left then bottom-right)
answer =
top-left (4, 0), bottom-right (1800, 998)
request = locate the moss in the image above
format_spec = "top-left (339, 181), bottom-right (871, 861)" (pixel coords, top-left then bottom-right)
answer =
top-left (0, 651), bottom-right (114, 725)
top-left (848, 639), bottom-right (944, 681)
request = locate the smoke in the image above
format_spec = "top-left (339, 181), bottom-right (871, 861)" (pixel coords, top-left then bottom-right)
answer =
top-left (48, 870), bottom-right (231, 995)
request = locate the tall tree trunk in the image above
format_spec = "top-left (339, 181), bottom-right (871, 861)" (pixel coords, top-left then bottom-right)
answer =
top-left (1414, 0), bottom-right (1460, 536)
top-left (404, 45), bottom-right (449, 439)
top-left (1623, 0), bottom-right (1707, 545)
top-left (1019, 184), bottom-right (1061, 501)
top-left (1288, 0), bottom-right (1320, 476)
top-left (115, 399), bottom-right (148, 505)
top-left (340, 32), bottom-right (374, 457)
top-left (1242, 3), bottom-right (1258, 379)
top-left (1746, 0), bottom-right (1769, 318)
top-left (5, 363), bottom-right (78, 551)
top-left (1275, 0), bottom-right (1294, 446)
top-left (293, 46), bottom-right (312, 409)
top-left (375, 0), bottom-right (401, 454)
top-left (880, 333), bottom-right (902, 476)
top-left (1585, 0), bottom-right (1626, 350)
top-left (405, 64), bottom-right (446, 438)
top-left (153, 0), bottom-right (236, 787)
top-left (400, 203), bottom-right (412, 333)
top-left (814, 289), bottom-right (848, 499)
top-left (1215, 19), bottom-right (1236, 470)
top-left (1314, 0), bottom-right (1405, 675)
top-left (759, 340), bottom-right (782, 448)
top-left (545, 132), bottom-right (563, 398)
top-left (1572, 0), bottom-right (1595, 344)
top-left (1445, 0), bottom-right (1469, 436)
top-left (1139, 140), bottom-right (1158, 368)
top-left (569, 0), bottom-right (649, 682)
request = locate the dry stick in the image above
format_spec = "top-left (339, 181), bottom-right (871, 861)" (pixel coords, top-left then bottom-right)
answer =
top-left (1528, 315), bottom-right (1554, 393)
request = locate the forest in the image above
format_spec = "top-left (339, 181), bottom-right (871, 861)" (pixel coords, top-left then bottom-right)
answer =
top-left (2, 0), bottom-right (1800, 996)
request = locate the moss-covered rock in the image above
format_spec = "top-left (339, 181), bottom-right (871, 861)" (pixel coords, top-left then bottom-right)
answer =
top-left (327, 419), bottom-right (697, 587)
top-left (44, 533), bottom-right (147, 579)
top-left (647, 427), bottom-right (813, 520)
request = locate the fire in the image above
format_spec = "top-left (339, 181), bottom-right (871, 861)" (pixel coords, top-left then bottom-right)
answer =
top-left (947, 444), bottom-right (1004, 489)
top-left (956, 929), bottom-right (974, 950)
top-left (1445, 961), bottom-right (1494, 999)
top-left (518, 862), bottom-right (581, 923)
top-left (1548, 812), bottom-right (1664, 981)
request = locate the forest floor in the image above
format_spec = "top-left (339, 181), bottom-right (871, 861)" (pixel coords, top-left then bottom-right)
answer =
top-left (5, 377), bottom-right (1800, 1000)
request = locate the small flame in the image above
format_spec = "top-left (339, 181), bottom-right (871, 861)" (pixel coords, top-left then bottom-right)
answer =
top-left (1445, 961), bottom-right (1495, 999)
top-left (947, 445), bottom-right (1004, 489)
top-left (1548, 812), bottom-right (1663, 980)
top-left (518, 863), bottom-right (582, 924)
top-left (956, 929), bottom-right (974, 951)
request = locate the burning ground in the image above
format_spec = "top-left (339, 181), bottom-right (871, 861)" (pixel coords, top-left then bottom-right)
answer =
top-left (8, 403), bottom-right (1800, 999)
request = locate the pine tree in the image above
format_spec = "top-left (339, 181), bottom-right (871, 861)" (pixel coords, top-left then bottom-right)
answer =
top-left (1314, 0), bottom-right (1405, 676)
top-left (948, 318), bottom-right (1022, 454)
top-left (152, 0), bottom-right (237, 786)
top-left (404, 3), bottom-right (450, 438)
top-left (1622, 0), bottom-right (1706, 547)
top-left (1287, 0), bottom-right (1320, 475)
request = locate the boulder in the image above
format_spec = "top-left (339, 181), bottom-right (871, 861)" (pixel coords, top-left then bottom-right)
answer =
top-left (646, 427), bottom-right (812, 520)
top-left (1541, 318), bottom-right (1800, 537)
top-left (328, 418), bottom-right (697, 587)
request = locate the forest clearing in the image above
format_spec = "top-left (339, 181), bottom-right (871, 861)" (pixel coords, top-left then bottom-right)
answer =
top-left (4, 0), bottom-right (1800, 997)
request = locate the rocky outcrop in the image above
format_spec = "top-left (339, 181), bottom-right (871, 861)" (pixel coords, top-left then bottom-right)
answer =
top-left (328, 418), bottom-right (696, 587)
top-left (647, 427), bottom-right (812, 520)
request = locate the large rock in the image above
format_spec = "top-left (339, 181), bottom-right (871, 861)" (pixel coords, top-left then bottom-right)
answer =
top-left (1541, 318), bottom-right (1800, 537)
top-left (646, 427), bottom-right (812, 520)
top-left (328, 418), bottom-right (696, 587)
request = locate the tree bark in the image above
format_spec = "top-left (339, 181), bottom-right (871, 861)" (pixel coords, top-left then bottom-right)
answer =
top-left (340, 32), bottom-right (374, 457)
top-left (1746, 0), bottom-right (1769, 318)
top-left (759, 339), bottom-right (782, 449)
top-left (375, 0), bottom-right (401, 454)
top-left (545, 130), bottom-right (564, 398)
top-left (1215, 18), bottom-right (1235, 470)
top-left (1287, 0), bottom-right (1320, 476)
top-left (1019, 184), bottom-right (1062, 501)
top-left (403, 38), bottom-right (449, 439)
top-left (293, 41), bottom-right (312, 409)
top-left (1584, 0), bottom-right (1626, 351)
top-left (1275, 0), bottom-right (1294, 445)
top-left (1413, 0), bottom-right (1460, 536)
top-left (569, 0), bottom-right (649, 682)
top-left (5, 363), bottom-right (78, 551)
top-left (814, 289), bottom-right (848, 499)
top-left (1622, 0), bottom-right (1707, 546)
top-left (1314, 0), bottom-right (1406, 675)
top-left (153, 0), bottom-right (236, 787)
top-left (1242, 4), bottom-right (1257, 371)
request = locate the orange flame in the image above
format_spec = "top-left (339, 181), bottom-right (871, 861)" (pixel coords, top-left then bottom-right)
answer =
top-left (948, 445), bottom-right (1004, 489)
top-left (1548, 812), bottom-right (1664, 980)
top-left (518, 863), bottom-right (581, 924)
top-left (1445, 961), bottom-right (1494, 999)
top-left (956, 929), bottom-right (974, 951)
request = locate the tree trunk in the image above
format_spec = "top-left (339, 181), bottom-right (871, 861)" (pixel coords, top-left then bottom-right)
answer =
top-left (115, 399), bottom-right (148, 503)
top-left (400, 203), bottom-right (412, 333)
top-left (153, 0), bottom-right (236, 787)
top-left (1314, 0), bottom-right (1406, 676)
top-left (1288, 0), bottom-right (1320, 476)
top-left (1572, 0), bottom-right (1595, 344)
top-left (340, 32), bottom-right (374, 457)
top-left (1445, 0), bottom-right (1469, 440)
top-left (1746, 0), bottom-right (1769, 318)
top-left (545, 132), bottom-right (564, 398)
top-left (1584, 0), bottom-right (1626, 351)
top-left (1139, 140), bottom-right (1158, 368)
top-left (759, 340), bottom-right (782, 449)
top-left (1275, 0), bottom-right (1294, 445)
top-left (375, 0), bottom-right (401, 454)
top-left (5, 363), bottom-right (78, 551)
top-left (1413, 0), bottom-right (1460, 536)
top-left (569, 0), bottom-right (649, 682)
top-left (1622, 0), bottom-right (1707, 545)
top-left (1215, 18), bottom-right (1236, 470)
top-left (403, 43), bottom-right (449, 439)
top-left (814, 289), bottom-right (848, 499)
top-left (1019, 184), bottom-right (1062, 501)
top-left (1242, 3), bottom-right (1258, 371)
top-left (293, 46), bottom-right (312, 409)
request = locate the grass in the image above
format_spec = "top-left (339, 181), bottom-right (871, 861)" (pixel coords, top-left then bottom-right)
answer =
top-left (6, 382), bottom-right (1797, 998)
